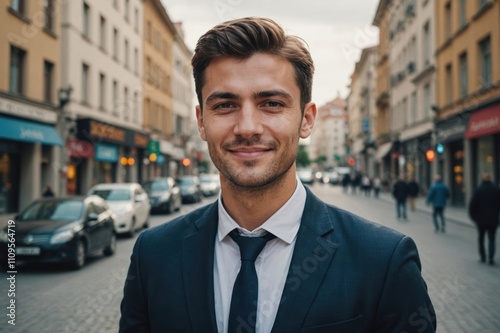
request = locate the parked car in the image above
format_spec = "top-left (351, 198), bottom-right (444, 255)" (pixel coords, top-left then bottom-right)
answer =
top-left (322, 171), bottom-right (340, 185)
top-left (0, 196), bottom-right (116, 270)
top-left (177, 175), bottom-right (203, 203)
top-left (199, 174), bottom-right (221, 197)
top-left (297, 168), bottom-right (315, 185)
top-left (142, 177), bottom-right (182, 214)
top-left (88, 183), bottom-right (150, 237)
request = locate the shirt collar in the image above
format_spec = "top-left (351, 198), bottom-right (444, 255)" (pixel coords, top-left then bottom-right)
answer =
top-left (217, 177), bottom-right (306, 245)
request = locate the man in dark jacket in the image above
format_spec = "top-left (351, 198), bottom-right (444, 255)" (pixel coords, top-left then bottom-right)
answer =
top-left (426, 175), bottom-right (450, 233)
top-left (407, 178), bottom-right (420, 211)
top-left (392, 175), bottom-right (409, 220)
top-left (468, 173), bottom-right (500, 265)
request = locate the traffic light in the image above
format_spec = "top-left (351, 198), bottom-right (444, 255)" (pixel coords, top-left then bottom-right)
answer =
top-left (425, 149), bottom-right (435, 162)
top-left (181, 158), bottom-right (191, 167)
top-left (436, 143), bottom-right (444, 155)
top-left (348, 157), bottom-right (356, 166)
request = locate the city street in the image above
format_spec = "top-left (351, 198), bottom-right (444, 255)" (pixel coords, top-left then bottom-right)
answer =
top-left (1, 185), bottom-right (499, 333)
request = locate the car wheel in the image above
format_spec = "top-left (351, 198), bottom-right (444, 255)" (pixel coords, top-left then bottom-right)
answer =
top-left (71, 240), bottom-right (86, 270)
top-left (103, 232), bottom-right (116, 256)
top-left (127, 217), bottom-right (136, 238)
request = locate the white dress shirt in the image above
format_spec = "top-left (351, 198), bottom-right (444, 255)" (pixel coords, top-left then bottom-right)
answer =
top-left (214, 179), bottom-right (306, 333)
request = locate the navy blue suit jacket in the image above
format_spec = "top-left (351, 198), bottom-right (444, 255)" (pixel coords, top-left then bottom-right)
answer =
top-left (119, 189), bottom-right (436, 332)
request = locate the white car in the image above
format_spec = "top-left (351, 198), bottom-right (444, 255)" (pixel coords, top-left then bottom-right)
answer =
top-left (88, 183), bottom-right (150, 237)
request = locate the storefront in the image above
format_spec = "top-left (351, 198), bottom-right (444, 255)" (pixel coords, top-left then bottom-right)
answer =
top-left (465, 102), bottom-right (500, 189)
top-left (435, 112), bottom-right (470, 206)
top-left (76, 119), bottom-right (149, 192)
top-left (0, 113), bottom-right (62, 212)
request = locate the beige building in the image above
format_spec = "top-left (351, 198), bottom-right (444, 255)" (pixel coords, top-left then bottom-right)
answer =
top-left (0, 0), bottom-right (62, 211)
top-left (435, 0), bottom-right (500, 206)
top-left (310, 96), bottom-right (348, 170)
top-left (347, 46), bottom-right (378, 177)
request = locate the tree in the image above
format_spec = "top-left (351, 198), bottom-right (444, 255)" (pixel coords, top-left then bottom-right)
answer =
top-left (296, 145), bottom-right (310, 167)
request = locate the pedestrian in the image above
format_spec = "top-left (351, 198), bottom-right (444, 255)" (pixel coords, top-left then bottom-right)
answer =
top-left (392, 175), bottom-right (409, 220)
top-left (42, 185), bottom-right (55, 197)
top-left (351, 171), bottom-right (361, 194)
top-left (341, 172), bottom-right (351, 193)
top-left (373, 177), bottom-right (381, 198)
top-left (468, 173), bottom-right (500, 265)
top-left (407, 177), bottom-right (420, 211)
top-left (426, 175), bottom-right (450, 233)
top-left (119, 17), bottom-right (436, 333)
top-left (362, 175), bottom-right (371, 197)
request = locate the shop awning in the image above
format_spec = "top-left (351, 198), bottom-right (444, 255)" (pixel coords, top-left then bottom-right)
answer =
top-left (465, 104), bottom-right (500, 139)
top-left (375, 142), bottom-right (393, 161)
top-left (0, 115), bottom-right (63, 146)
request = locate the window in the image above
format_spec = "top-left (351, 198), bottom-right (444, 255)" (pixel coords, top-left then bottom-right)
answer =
top-left (402, 98), bottom-right (408, 127)
top-left (44, 0), bottom-right (54, 31)
top-left (146, 57), bottom-right (151, 83)
top-left (125, 0), bottom-right (130, 21)
top-left (99, 73), bottom-right (106, 109)
top-left (113, 80), bottom-right (118, 113)
top-left (124, 87), bottom-right (129, 119)
top-left (423, 84), bottom-right (431, 117)
top-left (411, 91), bottom-right (417, 123)
top-left (445, 64), bottom-right (453, 103)
top-left (133, 92), bottom-right (139, 122)
top-left (422, 22), bottom-right (430, 65)
top-left (134, 47), bottom-right (138, 74)
top-left (99, 16), bottom-right (106, 50)
top-left (113, 28), bottom-right (118, 60)
top-left (146, 21), bottom-right (151, 42)
top-left (459, 0), bottom-right (466, 27)
top-left (82, 63), bottom-right (90, 104)
top-left (459, 52), bottom-right (468, 98)
top-left (479, 0), bottom-right (489, 9)
top-left (134, 8), bottom-right (139, 32)
top-left (83, 2), bottom-right (90, 38)
top-left (124, 39), bottom-right (129, 69)
top-left (445, 2), bottom-right (452, 39)
top-left (44, 61), bottom-right (54, 103)
top-left (479, 36), bottom-right (491, 86)
top-left (9, 45), bottom-right (26, 95)
top-left (11, 0), bottom-right (25, 16)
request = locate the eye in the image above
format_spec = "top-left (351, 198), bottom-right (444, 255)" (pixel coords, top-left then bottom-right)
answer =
top-left (263, 100), bottom-right (285, 108)
top-left (213, 102), bottom-right (236, 110)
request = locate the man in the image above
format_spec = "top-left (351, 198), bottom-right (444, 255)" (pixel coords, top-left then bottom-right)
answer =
top-left (468, 173), bottom-right (500, 265)
top-left (42, 185), bottom-right (55, 197)
top-left (392, 175), bottom-right (409, 220)
top-left (426, 175), bottom-right (450, 233)
top-left (119, 17), bottom-right (435, 333)
top-left (407, 177), bottom-right (420, 211)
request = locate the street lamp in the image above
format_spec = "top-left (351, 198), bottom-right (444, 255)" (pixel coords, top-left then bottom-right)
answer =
top-left (57, 86), bottom-right (73, 196)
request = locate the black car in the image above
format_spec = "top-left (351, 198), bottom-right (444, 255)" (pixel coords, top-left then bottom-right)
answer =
top-left (0, 196), bottom-right (116, 270)
top-left (142, 177), bottom-right (182, 214)
top-left (177, 175), bottom-right (203, 203)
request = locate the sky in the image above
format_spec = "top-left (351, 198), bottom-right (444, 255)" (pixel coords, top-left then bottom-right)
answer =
top-left (161, 0), bottom-right (380, 107)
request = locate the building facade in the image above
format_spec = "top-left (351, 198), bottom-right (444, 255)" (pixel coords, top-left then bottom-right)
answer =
top-left (60, 0), bottom-right (146, 196)
top-left (435, 0), bottom-right (500, 206)
top-left (0, 0), bottom-right (63, 211)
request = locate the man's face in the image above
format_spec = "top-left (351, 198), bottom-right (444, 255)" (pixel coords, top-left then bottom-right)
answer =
top-left (196, 53), bottom-right (316, 189)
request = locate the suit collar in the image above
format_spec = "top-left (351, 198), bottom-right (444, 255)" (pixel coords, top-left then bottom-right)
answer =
top-left (272, 188), bottom-right (339, 332)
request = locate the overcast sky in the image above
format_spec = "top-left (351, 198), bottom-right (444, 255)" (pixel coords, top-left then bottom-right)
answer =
top-left (161, 0), bottom-right (380, 107)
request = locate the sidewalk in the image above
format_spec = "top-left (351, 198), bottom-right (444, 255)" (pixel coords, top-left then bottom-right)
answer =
top-left (377, 191), bottom-right (475, 228)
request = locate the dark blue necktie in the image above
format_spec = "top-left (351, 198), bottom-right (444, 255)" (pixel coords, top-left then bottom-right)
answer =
top-left (228, 230), bottom-right (276, 333)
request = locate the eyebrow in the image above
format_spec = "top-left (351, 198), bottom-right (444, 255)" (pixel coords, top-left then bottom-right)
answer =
top-left (205, 89), bottom-right (293, 104)
top-left (205, 92), bottom-right (239, 104)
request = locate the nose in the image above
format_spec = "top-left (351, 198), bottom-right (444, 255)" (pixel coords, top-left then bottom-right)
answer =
top-left (233, 103), bottom-right (264, 138)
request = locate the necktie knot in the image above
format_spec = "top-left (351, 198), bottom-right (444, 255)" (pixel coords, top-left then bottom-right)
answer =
top-left (230, 230), bottom-right (276, 262)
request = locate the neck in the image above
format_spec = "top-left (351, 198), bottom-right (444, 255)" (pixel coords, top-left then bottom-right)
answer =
top-left (220, 171), bottom-right (297, 231)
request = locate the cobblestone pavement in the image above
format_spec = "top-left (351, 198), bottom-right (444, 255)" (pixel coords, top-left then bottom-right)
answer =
top-left (1, 185), bottom-right (499, 333)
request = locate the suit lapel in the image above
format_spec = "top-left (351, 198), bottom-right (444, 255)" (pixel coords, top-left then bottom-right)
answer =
top-left (182, 202), bottom-right (219, 333)
top-left (272, 189), bottom-right (338, 333)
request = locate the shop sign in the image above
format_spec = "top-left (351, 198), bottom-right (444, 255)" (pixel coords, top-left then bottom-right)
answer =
top-left (134, 133), bottom-right (148, 148)
top-left (435, 113), bottom-right (470, 143)
top-left (148, 140), bottom-right (160, 154)
top-left (95, 144), bottom-right (118, 162)
top-left (78, 119), bottom-right (148, 148)
top-left (0, 96), bottom-right (57, 124)
top-left (66, 138), bottom-right (94, 159)
top-left (89, 121), bottom-right (126, 143)
top-left (465, 104), bottom-right (500, 139)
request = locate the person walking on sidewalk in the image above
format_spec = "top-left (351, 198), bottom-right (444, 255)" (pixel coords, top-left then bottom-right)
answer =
top-left (468, 173), bottom-right (500, 265)
top-left (426, 175), bottom-right (450, 233)
top-left (373, 177), bottom-right (381, 198)
top-left (407, 177), bottom-right (420, 212)
top-left (392, 175), bottom-right (409, 220)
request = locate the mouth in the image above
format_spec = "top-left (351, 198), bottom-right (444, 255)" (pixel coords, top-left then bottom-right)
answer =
top-left (227, 147), bottom-right (272, 159)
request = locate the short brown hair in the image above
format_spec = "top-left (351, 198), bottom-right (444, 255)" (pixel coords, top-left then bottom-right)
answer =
top-left (191, 17), bottom-right (314, 112)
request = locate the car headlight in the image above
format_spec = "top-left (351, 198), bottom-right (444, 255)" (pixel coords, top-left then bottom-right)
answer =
top-left (184, 186), bottom-right (196, 194)
top-left (50, 230), bottom-right (75, 244)
top-left (161, 192), bottom-right (171, 201)
top-left (0, 229), bottom-right (8, 242)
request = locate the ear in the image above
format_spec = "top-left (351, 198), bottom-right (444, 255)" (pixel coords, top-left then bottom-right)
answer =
top-left (196, 105), bottom-right (207, 141)
top-left (300, 102), bottom-right (317, 139)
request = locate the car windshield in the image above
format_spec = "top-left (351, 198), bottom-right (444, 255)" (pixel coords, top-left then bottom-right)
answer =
top-left (92, 189), bottom-right (131, 201)
top-left (20, 200), bottom-right (84, 222)
top-left (200, 175), bottom-right (218, 183)
top-left (143, 180), bottom-right (170, 192)
top-left (178, 177), bottom-right (196, 185)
